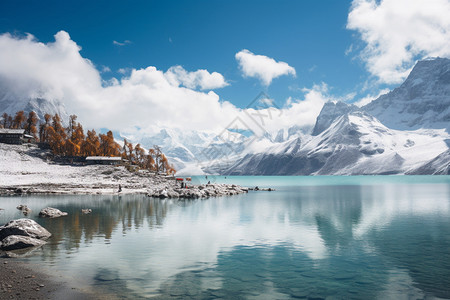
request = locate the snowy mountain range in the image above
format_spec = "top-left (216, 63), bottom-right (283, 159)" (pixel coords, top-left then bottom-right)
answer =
top-left (1, 57), bottom-right (449, 175)
top-left (0, 84), bottom-right (68, 122)
top-left (220, 58), bottom-right (450, 175)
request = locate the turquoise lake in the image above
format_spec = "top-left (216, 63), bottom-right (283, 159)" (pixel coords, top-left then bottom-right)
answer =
top-left (1, 176), bottom-right (450, 299)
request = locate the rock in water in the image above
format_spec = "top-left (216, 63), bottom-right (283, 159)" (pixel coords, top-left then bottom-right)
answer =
top-left (81, 209), bottom-right (92, 214)
top-left (16, 204), bottom-right (32, 216)
top-left (0, 219), bottom-right (51, 240)
top-left (39, 207), bottom-right (68, 218)
top-left (0, 235), bottom-right (46, 251)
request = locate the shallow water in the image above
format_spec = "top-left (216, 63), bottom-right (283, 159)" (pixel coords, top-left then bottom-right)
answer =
top-left (1, 176), bottom-right (450, 299)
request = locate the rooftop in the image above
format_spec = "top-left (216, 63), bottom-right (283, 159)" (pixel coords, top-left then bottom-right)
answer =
top-left (0, 129), bottom-right (25, 134)
top-left (86, 156), bottom-right (122, 161)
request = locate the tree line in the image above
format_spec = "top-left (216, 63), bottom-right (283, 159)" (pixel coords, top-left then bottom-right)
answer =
top-left (1, 111), bottom-right (176, 174)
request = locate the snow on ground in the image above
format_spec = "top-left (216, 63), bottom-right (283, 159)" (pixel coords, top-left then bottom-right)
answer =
top-left (0, 144), bottom-right (171, 194)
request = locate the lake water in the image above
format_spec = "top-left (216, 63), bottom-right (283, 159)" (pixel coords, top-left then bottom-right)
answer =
top-left (1, 176), bottom-right (450, 299)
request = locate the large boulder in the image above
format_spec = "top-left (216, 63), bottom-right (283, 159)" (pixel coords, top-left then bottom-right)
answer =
top-left (0, 218), bottom-right (51, 240)
top-left (0, 235), bottom-right (46, 251)
top-left (39, 207), bottom-right (68, 218)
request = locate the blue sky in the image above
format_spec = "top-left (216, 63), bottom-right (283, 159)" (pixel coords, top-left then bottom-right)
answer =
top-left (1, 0), bottom-right (449, 134)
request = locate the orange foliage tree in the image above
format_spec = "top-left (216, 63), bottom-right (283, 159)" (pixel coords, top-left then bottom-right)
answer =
top-left (4, 110), bottom-right (176, 174)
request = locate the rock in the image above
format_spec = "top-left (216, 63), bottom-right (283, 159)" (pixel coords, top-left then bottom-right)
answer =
top-left (166, 189), bottom-right (180, 198)
top-left (0, 219), bottom-right (51, 240)
top-left (0, 235), bottom-right (46, 251)
top-left (81, 209), bottom-right (92, 214)
top-left (39, 207), bottom-right (68, 218)
top-left (158, 190), bottom-right (168, 198)
top-left (16, 205), bottom-right (32, 216)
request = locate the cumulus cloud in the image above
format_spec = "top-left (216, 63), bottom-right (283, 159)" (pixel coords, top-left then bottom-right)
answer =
top-left (0, 31), bottom-right (237, 133)
top-left (235, 49), bottom-right (296, 86)
top-left (347, 0), bottom-right (450, 84)
top-left (164, 65), bottom-right (229, 90)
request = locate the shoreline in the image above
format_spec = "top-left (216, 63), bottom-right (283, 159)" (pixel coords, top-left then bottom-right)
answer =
top-left (0, 144), bottom-right (248, 198)
top-left (0, 257), bottom-right (102, 300)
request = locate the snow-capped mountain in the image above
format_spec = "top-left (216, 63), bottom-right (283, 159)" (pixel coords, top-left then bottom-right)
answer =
top-left (312, 101), bottom-right (359, 135)
top-left (0, 86), bottom-right (68, 122)
top-left (215, 57), bottom-right (450, 175)
top-left (120, 127), bottom-right (249, 173)
top-left (363, 57), bottom-right (450, 131)
top-left (222, 110), bottom-right (449, 175)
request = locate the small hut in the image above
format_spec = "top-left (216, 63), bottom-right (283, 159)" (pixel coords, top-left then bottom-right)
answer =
top-left (85, 156), bottom-right (122, 165)
top-left (0, 129), bottom-right (25, 144)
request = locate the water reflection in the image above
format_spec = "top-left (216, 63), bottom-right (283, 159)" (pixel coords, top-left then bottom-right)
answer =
top-left (0, 177), bottom-right (449, 299)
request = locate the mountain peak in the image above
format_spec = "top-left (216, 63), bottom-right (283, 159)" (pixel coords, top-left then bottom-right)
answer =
top-left (312, 101), bottom-right (359, 136)
top-left (363, 57), bottom-right (450, 131)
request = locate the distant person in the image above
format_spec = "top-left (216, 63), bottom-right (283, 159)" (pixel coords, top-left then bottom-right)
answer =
top-left (118, 184), bottom-right (122, 193)
top-left (208, 181), bottom-right (211, 184)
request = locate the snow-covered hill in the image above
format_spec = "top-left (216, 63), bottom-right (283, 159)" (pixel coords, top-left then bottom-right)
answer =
top-left (407, 149), bottom-right (450, 175)
top-left (222, 111), bottom-right (449, 175)
top-left (363, 57), bottom-right (450, 131)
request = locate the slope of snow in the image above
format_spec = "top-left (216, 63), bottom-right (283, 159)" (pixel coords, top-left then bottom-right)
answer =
top-left (223, 111), bottom-right (449, 175)
top-left (407, 149), bottom-right (450, 175)
top-left (363, 57), bottom-right (450, 132)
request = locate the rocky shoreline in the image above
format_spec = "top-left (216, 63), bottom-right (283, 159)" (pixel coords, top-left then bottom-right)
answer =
top-left (0, 144), bottom-right (252, 198)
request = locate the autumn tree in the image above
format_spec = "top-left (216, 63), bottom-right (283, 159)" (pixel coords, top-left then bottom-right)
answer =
top-left (12, 111), bottom-right (26, 129)
top-left (24, 111), bottom-right (38, 139)
top-left (134, 144), bottom-right (146, 166)
top-left (1, 113), bottom-right (10, 128)
top-left (99, 131), bottom-right (121, 157)
top-left (81, 129), bottom-right (100, 156)
top-left (39, 113), bottom-right (52, 143)
top-left (67, 115), bottom-right (77, 138)
top-left (48, 114), bottom-right (67, 155)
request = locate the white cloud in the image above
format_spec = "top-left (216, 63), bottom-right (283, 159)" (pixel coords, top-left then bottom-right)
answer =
top-left (113, 40), bottom-right (131, 46)
top-left (353, 88), bottom-right (390, 107)
top-left (347, 0), bottom-right (450, 84)
top-left (240, 83), bottom-right (329, 135)
top-left (235, 49), bottom-right (296, 86)
top-left (164, 65), bottom-right (229, 90)
top-left (0, 31), bottom-right (237, 133)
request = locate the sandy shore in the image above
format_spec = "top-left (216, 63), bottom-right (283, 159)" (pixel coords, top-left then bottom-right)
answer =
top-left (0, 257), bottom-right (102, 300)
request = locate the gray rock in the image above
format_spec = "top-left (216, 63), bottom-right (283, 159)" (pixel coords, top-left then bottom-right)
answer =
top-left (0, 235), bottom-right (46, 251)
top-left (39, 207), bottom-right (68, 218)
top-left (16, 204), bottom-right (32, 216)
top-left (0, 218), bottom-right (51, 240)
top-left (81, 209), bottom-right (92, 214)
top-left (166, 189), bottom-right (180, 198)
